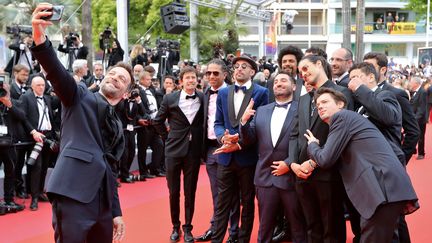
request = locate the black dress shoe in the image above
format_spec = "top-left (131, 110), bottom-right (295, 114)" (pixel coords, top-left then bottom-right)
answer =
top-left (195, 229), bottom-right (213, 241)
top-left (272, 230), bottom-right (291, 243)
top-left (16, 191), bottom-right (30, 199)
top-left (4, 201), bottom-right (25, 212)
top-left (226, 235), bottom-right (238, 243)
top-left (30, 198), bottom-right (38, 211)
top-left (120, 177), bottom-right (135, 183)
top-left (39, 193), bottom-right (49, 202)
top-left (184, 230), bottom-right (194, 243)
top-left (143, 173), bottom-right (156, 179)
top-left (170, 228), bottom-right (181, 242)
top-left (137, 175), bottom-right (147, 181)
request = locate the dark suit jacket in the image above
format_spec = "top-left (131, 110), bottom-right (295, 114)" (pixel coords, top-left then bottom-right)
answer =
top-left (152, 90), bottom-right (204, 158)
top-left (10, 82), bottom-right (27, 100)
top-left (0, 100), bottom-right (27, 143)
top-left (335, 74), bottom-right (349, 87)
top-left (31, 40), bottom-right (122, 217)
top-left (58, 44), bottom-right (89, 59)
top-left (353, 85), bottom-right (405, 164)
top-left (214, 83), bottom-right (269, 167)
top-left (241, 101), bottom-right (298, 190)
top-left (410, 87), bottom-right (428, 124)
top-left (380, 81), bottom-right (419, 162)
top-left (19, 91), bottom-right (55, 136)
top-left (289, 80), bottom-right (354, 181)
top-left (307, 110), bottom-right (419, 219)
top-left (115, 99), bottom-right (146, 128)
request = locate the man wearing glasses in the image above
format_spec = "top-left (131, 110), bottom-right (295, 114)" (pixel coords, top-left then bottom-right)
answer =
top-left (212, 55), bottom-right (269, 243)
top-left (330, 48), bottom-right (353, 87)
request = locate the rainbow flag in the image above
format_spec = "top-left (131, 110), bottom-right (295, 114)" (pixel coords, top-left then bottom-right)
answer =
top-left (265, 14), bottom-right (277, 56)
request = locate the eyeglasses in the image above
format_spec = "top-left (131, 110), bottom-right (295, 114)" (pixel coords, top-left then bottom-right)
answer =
top-left (205, 71), bottom-right (220, 76)
top-left (233, 63), bottom-right (252, 70)
top-left (329, 57), bottom-right (349, 63)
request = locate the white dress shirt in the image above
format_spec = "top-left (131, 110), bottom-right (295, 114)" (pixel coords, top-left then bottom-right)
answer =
top-left (207, 83), bottom-right (227, 140)
top-left (270, 102), bottom-right (291, 147)
top-left (36, 96), bottom-right (52, 131)
top-left (179, 90), bottom-right (201, 124)
top-left (234, 80), bottom-right (252, 118)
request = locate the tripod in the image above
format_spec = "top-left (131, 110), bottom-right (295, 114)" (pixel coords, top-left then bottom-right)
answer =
top-left (67, 48), bottom-right (77, 72)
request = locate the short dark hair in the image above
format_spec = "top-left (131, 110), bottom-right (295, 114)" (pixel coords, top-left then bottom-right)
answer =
top-left (144, 65), bottom-right (156, 73)
top-left (207, 58), bottom-right (229, 73)
top-left (349, 62), bottom-right (378, 83)
top-left (278, 45), bottom-right (304, 68)
top-left (112, 62), bottom-right (134, 88)
top-left (363, 52), bottom-right (388, 69)
top-left (163, 75), bottom-right (176, 82)
top-left (276, 70), bottom-right (296, 85)
top-left (179, 66), bottom-right (198, 81)
top-left (301, 55), bottom-right (332, 80)
top-left (314, 87), bottom-right (347, 108)
top-left (305, 46), bottom-right (328, 59)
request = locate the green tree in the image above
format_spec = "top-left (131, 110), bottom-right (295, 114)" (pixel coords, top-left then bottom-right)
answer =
top-left (405, 0), bottom-right (431, 20)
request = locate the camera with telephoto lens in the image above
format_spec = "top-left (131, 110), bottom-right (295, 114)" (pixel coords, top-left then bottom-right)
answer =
top-left (26, 137), bottom-right (59, 165)
top-left (6, 25), bottom-right (32, 36)
top-left (65, 32), bottom-right (78, 48)
top-left (102, 27), bottom-right (112, 40)
top-left (0, 74), bottom-right (8, 98)
top-left (129, 84), bottom-right (140, 100)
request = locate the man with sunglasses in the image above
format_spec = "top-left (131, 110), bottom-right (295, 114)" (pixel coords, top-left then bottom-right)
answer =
top-left (212, 55), bottom-right (269, 243)
top-left (195, 59), bottom-right (240, 242)
top-left (330, 48), bottom-right (353, 87)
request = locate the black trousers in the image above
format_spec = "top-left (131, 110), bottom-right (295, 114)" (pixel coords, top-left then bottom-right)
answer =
top-left (295, 180), bottom-right (346, 243)
top-left (51, 189), bottom-right (113, 243)
top-left (417, 121), bottom-right (426, 156)
top-left (0, 147), bottom-right (15, 202)
top-left (165, 149), bottom-right (201, 231)
top-left (119, 130), bottom-right (136, 179)
top-left (14, 144), bottom-right (32, 194)
top-left (212, 160), bottom-right (256, 243)
top-left (28, 143), bottom-right (51, 198)
top-left (136, 126), bottom-right (164, 175)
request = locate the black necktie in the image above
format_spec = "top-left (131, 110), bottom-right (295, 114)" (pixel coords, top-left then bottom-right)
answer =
top-left (186, 94), bottom-right (197, 100)
top-left (209, 89), bottom-right (218, 95)
top-left (234, 85), bottom-right (247, 93)
top-left (275, 101), bottom-right (292, 109)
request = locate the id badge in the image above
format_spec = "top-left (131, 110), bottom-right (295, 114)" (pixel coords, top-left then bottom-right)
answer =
top-left (126, 124), bottom-right (134, 131)
top-left (0, 125), bottom-right (8, 135)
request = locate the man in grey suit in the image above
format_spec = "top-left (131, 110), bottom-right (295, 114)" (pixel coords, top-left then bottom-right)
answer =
top-left (303, 87), bottom-right (419, 243)
top-left (240, 71), bottom-right (306, 243)
top-left (31, 4), bottom-right (131, 241)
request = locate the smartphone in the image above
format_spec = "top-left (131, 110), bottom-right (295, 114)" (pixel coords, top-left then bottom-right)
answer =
top-left (41, 5), bottom-right (64, 21)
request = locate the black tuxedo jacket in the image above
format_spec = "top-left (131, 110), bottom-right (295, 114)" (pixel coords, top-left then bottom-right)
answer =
top-left (10, 82), bottom-right (27, 100)
top-left (19, 91), bottom-right (55, 137)
top-left (410, 87), bottom-right (428, 124)
top-left (0, 100), bottom-right (27, 143)
top-left (380, 81), bottom-right (419, 162)
top-left (335, 74), bottom-right (349, 88)
top-left (31, 40), bottom-right (122, 217)
top-left (115, 99), bottom-right (146, 128)
top-left (353, 85), bottom-right (405, 164)
top-left (152, 90), bottom-right (204, 158)
top-left (289, 80), bottom-right (354, 181)
top-left (308, 110), bottom-right (419, 219)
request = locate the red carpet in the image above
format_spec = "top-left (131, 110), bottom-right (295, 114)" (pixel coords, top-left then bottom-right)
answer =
top-left (1, 124), bottom-right (431, 243)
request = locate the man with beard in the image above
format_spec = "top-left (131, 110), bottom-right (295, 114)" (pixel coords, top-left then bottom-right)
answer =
top-left (9, 64), bottom-right (30, 100)
top-left (31, 4), bottom-right (132, 241)
top-left (289, 54), bottom-right (354, 243)
top-left (240, 71), bottom-right (307, 243)
top-left (330, 48), bottom-right (353, 87)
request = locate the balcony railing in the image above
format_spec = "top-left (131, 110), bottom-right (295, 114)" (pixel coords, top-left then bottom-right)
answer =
top-left (329, 22), bottom-right (428, 34)
top-left (244, 24), bottom-right (325, 35)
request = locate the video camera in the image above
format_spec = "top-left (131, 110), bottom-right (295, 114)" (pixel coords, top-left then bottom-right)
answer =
top-left (129, 84), bottom-right (140, 100)
top-left (156, 38), bottom-right (180, 51)
top-left (6, 25), bottom-right (32, 36)
top-left (0, 74), bottom-right (8, 98)
top-left (102, 27), bottom-right (112, 40)
top-left (65, 32), bottom-right (79, 49)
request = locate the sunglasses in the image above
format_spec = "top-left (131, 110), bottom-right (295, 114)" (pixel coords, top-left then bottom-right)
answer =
top-left (205, 71), bottom-right (220, 76)
top-left (233, 63), bottom-right (252, 70)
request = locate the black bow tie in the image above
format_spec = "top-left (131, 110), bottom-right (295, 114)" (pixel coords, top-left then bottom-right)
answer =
top-left (186, 94), bottom-right (197, 100)
top-left (209, 89), bottom-right (218, 95)
top-left (275, 101), bottom-right (292, 109)
top-left (234, 85), bottom-right (247, 93)
top-left (36, 96), bottom-right (43, 100)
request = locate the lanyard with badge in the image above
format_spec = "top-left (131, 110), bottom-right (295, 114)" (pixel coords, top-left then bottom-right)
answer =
top-left (0, 106), bottom-right (8, 135)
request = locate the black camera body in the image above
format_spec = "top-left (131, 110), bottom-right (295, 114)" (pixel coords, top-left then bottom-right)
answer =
top-left (65, 32), bottom-right (78, 49)
top-left (129, 84), bottom-right (140, 100)
top-left (156, 38), bottom-right (180, 51)
top-left (0, 77), bottom-right (7, 98)
top-left (6, 25), bottom-right (32, 36)
top-left (103, 27), bottom-right (112, 40)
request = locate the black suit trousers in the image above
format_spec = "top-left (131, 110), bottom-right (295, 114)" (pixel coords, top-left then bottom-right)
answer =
top-left (119, 130), bottom-right (136, 179)
top-left (136, 126), bottom-right (164, 175)
top-left (295, 180), bottom-right (346, 243)
top-left (165, 146), bottom-right (201, 231)
top-left (212, 160), bottom-right (256, 243)
top-left (0, 147), bottom-right (16, 202)
top-left (417, 121), bottom-right (426, 156)
top-left (14, 144), bottom-right (32, 193)
top-left (28, 143), bottom-right (51, 198)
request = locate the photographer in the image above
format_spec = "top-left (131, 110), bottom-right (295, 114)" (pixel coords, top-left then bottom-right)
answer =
top-left (5, 35), bottom-right (39, 76)
top-left (115, 85), bottom-right (148, 183)
top-left (99, 29), bottom-right (124, 68)
top-left (58, 33), bottom-right (89, 70)
top-left (19, 75), bottom-right (58, 211)
top-left (130, 44), bottom-right (149, 67)
top-left (151, 39), bottom-right (180, 77)
top-left (0, 82), bottom-right (26, 214)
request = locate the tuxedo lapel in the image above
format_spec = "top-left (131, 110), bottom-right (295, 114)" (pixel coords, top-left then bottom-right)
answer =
top-left (203, 88), bottom-right (210, 119)
top-left (191, 92), bottom-right (203, 125)
top-left (228, 85), bottom-right (237, 127)
top-left (237, 85), bottom-right (254, 122)
top-left (274, 101), bottom-right (297, 148)
top-left (173, 91), bottom-right (190, 124)
top-left (301, 95), bottom-right (311, 129)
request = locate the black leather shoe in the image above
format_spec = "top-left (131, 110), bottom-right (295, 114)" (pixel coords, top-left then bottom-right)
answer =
top-left (154, 172), bottom-right (166, 177)
top-left (137, 175), bottom-right (147, 181)
top-left (272, 230), bottom-right (291, 243)
top-left (143, 173), bottom-right (156, 179)
top-left (120, 177), bottom-right (135, 183)
top-left (195, 229), bottom-right (213, 241)
top-left (0, 203), bottom-right (6, 215)
top-left (39, 193), bottom-right (49, 202)
top-left (16, 191), bottom-right (30, 199)
top-left (226, 235), bottom-right (238, 243)
top-left (30, 198), bottom-right (38, 211)
top-left (5, 201), bottom-right (25, 212)
top-left (170, 228), bottom-right (181, 242)
top-left (184, 230), bottom-right (194, 243)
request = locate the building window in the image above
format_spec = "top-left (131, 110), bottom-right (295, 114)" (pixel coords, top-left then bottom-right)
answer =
top-left (372, 43), bottom-right (406, 57)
